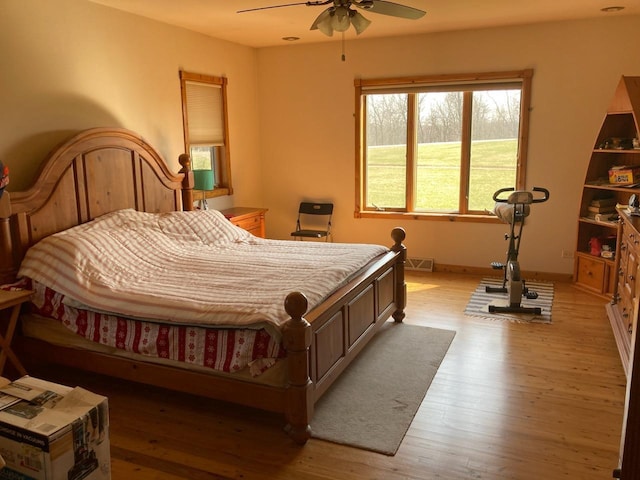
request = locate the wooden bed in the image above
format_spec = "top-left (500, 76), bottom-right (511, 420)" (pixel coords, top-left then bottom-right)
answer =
top-left (0, 127), bottom-right (407, 443)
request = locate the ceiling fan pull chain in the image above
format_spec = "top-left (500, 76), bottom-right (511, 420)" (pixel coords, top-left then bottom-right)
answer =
top-left (341, 31), bottom-right (346, 61)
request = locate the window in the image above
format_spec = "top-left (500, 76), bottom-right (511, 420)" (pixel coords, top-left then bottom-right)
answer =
top-left (179, 70), bottom-right (232, 197)
top-left (355, 70), bottom-right (533, 220)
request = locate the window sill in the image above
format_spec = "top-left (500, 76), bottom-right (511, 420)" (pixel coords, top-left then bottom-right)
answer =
top-left (196, 187), bottom-right (233, 199)
top-left (355, 210), bottom-right (501, 223)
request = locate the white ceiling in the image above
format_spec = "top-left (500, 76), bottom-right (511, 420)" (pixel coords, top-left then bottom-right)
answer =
top-left (88, 0), bottom-right (638, 48)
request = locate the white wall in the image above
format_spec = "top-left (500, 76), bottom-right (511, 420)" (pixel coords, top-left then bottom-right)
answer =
top-left (257, 16), bottom-right (640, 275)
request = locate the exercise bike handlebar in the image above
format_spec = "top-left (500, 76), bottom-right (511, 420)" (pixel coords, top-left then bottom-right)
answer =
top-left (492, 186), bottom-right (550, 204)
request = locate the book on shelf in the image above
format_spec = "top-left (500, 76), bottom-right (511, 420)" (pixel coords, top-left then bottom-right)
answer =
top-left (590, 197), bottom-right (616, 207)
top-left (587, 204), bottom-right (616, 214)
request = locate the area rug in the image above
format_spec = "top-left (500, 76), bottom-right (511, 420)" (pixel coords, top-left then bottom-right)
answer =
top-left (310, 322), bottom-right (455, 455)
top-left (464, 277), bottom-right (554, 323)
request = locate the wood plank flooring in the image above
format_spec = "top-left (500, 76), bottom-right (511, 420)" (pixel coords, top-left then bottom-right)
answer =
top-left (27, 272), bottom-right (626, 479)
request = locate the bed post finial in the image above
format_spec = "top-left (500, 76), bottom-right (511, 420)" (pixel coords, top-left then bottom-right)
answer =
top-left (178, 154), bottom-right (194, 211)
top-left (282, 291), bottom-right (313, 444)
top-left (391, 227), bottom-right (407, 323)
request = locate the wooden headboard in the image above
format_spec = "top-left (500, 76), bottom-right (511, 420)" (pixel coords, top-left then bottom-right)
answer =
top-left (0, 127), bottom-right (194, 284)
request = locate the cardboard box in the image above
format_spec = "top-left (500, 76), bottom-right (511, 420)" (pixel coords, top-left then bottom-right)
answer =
top-left (0, 376), bottom-right (110, 480)
top-left (609, 165), bottom-right (640, 185)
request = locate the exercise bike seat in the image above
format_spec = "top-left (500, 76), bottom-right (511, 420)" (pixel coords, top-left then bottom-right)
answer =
top-left (493, 196), bottom-right (531, 224)
top-left (506, 191), bottom-right (534, 205)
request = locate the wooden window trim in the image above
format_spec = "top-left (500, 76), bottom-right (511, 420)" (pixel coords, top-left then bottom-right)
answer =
top-left (179, 70), bottom-right (233, 198)
top-left (354, 69), bottom-right (533, 220)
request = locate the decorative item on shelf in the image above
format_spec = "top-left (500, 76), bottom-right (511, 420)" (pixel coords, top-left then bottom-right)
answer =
top-left (589, 236), bottom-right (602, 256)
top-left (594, 212), bottom-right (618, 222)
top-left (599, 137), bottom-right (635, 150)
top-left (609, 165), bottom-right (640, 185)
top-left (629, 194), bottom-right (640, 215)
top-left (601, 234), bottom-right (617, 257)
top-left (0, 161), bottom-right (8, 198)
top-left (601, 245), bottom-right (614, 259)
top-left (193, 169), bottom-right (214, 210)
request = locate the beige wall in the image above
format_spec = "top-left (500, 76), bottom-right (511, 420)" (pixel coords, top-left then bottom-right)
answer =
top-left (3, 0), bottom-right (640, 275)
top-left (1, 0), bottom-right (262, 210)
top-left (258, 16), bottom-right (640, 274)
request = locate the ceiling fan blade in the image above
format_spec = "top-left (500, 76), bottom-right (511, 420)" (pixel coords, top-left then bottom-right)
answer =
top-left (354, 0), bottom-right (426, 20)
top-left (237, 1), bottom-right (332, 14)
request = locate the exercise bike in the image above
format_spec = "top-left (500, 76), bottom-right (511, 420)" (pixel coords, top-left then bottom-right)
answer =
top-left (485, 186), bottom-right (550, 314)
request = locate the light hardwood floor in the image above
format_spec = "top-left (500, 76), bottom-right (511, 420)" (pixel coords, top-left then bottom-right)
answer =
top-left (28, 271), bottom-right (626, 479)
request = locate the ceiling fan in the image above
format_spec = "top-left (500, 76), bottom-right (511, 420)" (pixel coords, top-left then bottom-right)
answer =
top-left (238, 0), bottom-right (426, 37)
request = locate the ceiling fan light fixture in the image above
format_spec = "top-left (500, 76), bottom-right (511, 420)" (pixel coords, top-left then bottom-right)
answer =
top-left (318, 22), bottom-right (333, 37)
top-left (350, 10), bottom-right (371, 34)
top-left (315, 5), bottom-right (370, 36)
top-left (331, 6), bottom-right (351, 32)
top-left (317, 21), bottom-right (334, 35)
top-left (311, 8), bottom-right (334, 35)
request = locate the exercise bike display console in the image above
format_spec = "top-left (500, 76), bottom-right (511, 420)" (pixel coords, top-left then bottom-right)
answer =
top-left (485, 187), bottom-right (550, 314)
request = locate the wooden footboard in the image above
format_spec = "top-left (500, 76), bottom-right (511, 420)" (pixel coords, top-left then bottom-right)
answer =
top-left (283, 227), bottom-right (406, 443)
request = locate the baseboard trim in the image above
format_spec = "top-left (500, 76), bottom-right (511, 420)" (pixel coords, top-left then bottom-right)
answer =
top-left (428, 263), bottom-right (574, 283)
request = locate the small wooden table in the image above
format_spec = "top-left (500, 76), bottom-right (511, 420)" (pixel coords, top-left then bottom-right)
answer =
top-left (220, 207), bottom-right (268, 238)
top-left (0, 289), bottom-right (32, 377)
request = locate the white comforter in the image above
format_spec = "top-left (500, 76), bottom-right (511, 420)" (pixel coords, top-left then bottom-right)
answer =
top-left (19, 209), bottom-right (388, 333)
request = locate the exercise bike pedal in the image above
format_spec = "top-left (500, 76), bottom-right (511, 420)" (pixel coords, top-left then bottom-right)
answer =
top-left (524, 291), bottom-right (539, 300)
top-left (486, 285), bottom-right (507, 293)
top-left (490, 262), bottom-right (505, 270)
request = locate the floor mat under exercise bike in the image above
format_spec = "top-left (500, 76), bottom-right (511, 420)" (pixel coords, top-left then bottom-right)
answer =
top-left (464, 277), bottom-right (553, 324)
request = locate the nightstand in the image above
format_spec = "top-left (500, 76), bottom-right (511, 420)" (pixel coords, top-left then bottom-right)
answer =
top-left (0, 289), bottom-right (32, 377)
top-left (221, 207), bottom-right (268, 238)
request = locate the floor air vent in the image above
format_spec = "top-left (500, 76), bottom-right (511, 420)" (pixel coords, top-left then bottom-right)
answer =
top-left (406, 258), bottom-right (434, 272)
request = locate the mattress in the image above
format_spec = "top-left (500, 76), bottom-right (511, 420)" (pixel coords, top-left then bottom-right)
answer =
top-left (18, 208), bottom-right (389, 333)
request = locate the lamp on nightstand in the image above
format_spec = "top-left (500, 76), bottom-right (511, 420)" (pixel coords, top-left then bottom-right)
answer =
top-left (193, 169), bottom-right (214, 210)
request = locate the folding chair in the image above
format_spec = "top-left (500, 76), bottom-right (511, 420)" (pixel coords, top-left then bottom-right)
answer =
top-left (291, 202), bottom-right (333, 241)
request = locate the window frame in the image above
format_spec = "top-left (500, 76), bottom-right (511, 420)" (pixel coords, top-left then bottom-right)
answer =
top-left (179, 70), bottom-right (233, 198)
top-left (354, 69), bottom-right (533, 222)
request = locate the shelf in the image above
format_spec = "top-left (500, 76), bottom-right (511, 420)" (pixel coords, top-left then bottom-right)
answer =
top-left (593, 148), bottom-right (640, 153)
top-left (579, 216), bottom-right (619, 228)
top-left (575, 250), bottom-right (616, 265)
top-left (584, 181), bottom-right (640, 192)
